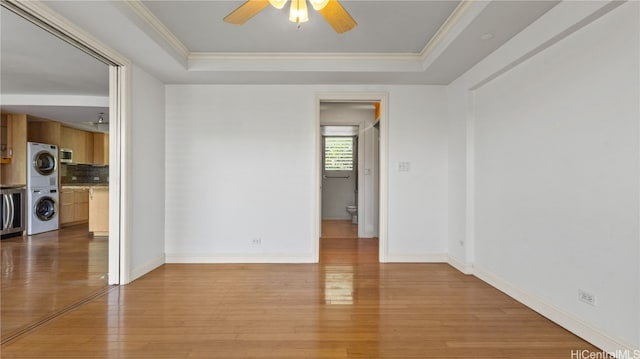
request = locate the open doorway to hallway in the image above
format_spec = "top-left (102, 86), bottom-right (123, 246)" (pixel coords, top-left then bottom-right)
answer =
top-left (319, 101), bottom-right (380, 242)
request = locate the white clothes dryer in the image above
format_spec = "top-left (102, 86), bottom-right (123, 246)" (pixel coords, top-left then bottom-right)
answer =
top-left (27, 142), bottom-right (58, 189)
top-left (27, 187), bottom-right (59, 235)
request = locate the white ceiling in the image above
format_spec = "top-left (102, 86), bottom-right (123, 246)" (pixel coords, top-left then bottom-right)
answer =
top-left (1, 0), bottom-right (562, 125)
top-left (142, 1), bottom-right (461, 53)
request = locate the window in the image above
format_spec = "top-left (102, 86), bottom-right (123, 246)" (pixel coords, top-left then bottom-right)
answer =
top-left (324, 137), bottom-right (353, 171)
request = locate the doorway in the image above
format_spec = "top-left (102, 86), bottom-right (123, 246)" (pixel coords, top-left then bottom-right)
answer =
top-left (321, 126), bottom-right (358, 222)
top-left (316, 94), bottom-right (387, 262)
top-left (0, 0), bottom-right (128, 343)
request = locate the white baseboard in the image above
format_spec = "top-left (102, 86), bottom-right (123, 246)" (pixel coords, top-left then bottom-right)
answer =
top-left (447, 255), bottom-right (474, 274)
top-left (473, 265), bottom-right (637, 357)
top-left (165, 253), bottom-right (315, 263)
top-left (383, 252), bottom-right (448, 263)
top-left (129, 254), bottom-right (165, 282)
top-left (322, 216), bottom-right (352, 220)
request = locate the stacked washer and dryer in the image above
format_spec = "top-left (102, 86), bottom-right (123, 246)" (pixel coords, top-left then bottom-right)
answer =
top-left (26, 142), bottom-right (59, 235)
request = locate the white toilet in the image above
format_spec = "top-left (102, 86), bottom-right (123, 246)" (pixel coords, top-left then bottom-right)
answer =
top-left (346, 205), bottom-right (358, 224)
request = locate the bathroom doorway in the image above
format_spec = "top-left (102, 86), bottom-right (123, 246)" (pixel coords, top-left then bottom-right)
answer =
top-left (321, 127), bottom-right (358, 222)
top-left (319, 102), bottom-right (380, 241)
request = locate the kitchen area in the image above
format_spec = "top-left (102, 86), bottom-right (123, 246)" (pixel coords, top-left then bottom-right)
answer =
top-left (1, 113), bottom-right (109, 239)
top-left (58, 125), bottom-right (110, 236)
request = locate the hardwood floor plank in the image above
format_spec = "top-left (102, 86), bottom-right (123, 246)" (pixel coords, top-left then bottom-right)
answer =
top-left (0, 221), bottom-right (600, 357)
top-left (0, 224), bottom-right (108, 342)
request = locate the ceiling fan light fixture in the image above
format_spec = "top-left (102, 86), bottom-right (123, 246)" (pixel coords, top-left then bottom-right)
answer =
top-left (289, 0), bottom-right (309, 24)
top-left (268, 0), bottom-right (288, 10)
top-left (309, 0), bottom-right (329, 11)
top-left (223, 0), bottom-right (356, 33)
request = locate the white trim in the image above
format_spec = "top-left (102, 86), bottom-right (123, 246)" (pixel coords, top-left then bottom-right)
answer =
top-left (130, 254), bottom-right (165, 282)
top-left (384, 253), bottom-right (448, 263)
top-left (378, 95), bottom-right (389, 263)
top-left (1, 94), bottom-right (109, 107)
top-left (322, 216), bottom-right (352, 221)
top-left (122, 0), bottom-right (189, 57)
top-left (447, 255), bottom-right (473, 275)
top-left (165, 254), bottom-right (314, 264)
top-left (5, 0), bottom-right (132, 285)
top-left (418, 0), bottom-right (487, 70)
top-left (116, 0), bottom-right (189, 66)
top-left (189, 52), bottom-right (423, 72)
top-left (111, 65), bottom-right (132, 285)
top-left (108, 67), bottom-right (121, 285)
top-left (473, 265), bottom-right (637, 356)
top-left (314, 92), bottom-right (389, 263)
top-left (465, 91), bottom-right (475, 264)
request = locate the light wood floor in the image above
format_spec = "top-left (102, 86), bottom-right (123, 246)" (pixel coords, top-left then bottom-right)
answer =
top-left (0, 220), bottom-right (599, 358)
top-left (0, 224), bottom-right (109, 342)
top-left (321, 219), bottom-right (358, 238)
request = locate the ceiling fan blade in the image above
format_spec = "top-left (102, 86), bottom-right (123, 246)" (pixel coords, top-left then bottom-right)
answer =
top-left (317, 0), bottom-right (357, 34)
top-left (223, 0), bottom-right (271, 25)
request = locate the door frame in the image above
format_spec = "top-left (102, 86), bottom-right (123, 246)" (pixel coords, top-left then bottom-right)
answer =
top-left (3, 0), bottom-right (132, 284)
top-left (314, 92), bottom-right (389, 262)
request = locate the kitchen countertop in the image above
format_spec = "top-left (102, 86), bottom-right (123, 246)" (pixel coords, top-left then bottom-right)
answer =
top-left (0, 184), bottom-right (26, 189)
top-left (61, 183), bottom-right (109, 188)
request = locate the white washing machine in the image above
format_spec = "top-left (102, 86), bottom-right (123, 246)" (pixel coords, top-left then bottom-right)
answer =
top-left (27, 142), bottom-right (58, 189)
top-left (27, 187), bottom-right (59, 235)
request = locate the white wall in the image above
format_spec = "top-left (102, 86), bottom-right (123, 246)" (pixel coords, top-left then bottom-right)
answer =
top-left (466, 2), bottom-right (639, 351)
top-left (164, 85), bottom-right (448, 262)
top-left (386, 86), bottom-right (449, 261)
top-left (129, 64), bottom-right (166, 280)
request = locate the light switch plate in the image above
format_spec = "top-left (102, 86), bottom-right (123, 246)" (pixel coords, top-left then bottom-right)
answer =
top-left (398, 161), bottom-right (411, 172)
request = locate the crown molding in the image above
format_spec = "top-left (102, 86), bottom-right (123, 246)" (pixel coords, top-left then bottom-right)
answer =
top-left (418, 0), bottom-right (490, 69)
top-left (120, 0), bottom-right (190, 61)
top-left (419, 0), bottom-right (475, 58)
top-left (122, 0), bottom-right (486, 74)
top-left (188, 51), bottom-right (424, 72)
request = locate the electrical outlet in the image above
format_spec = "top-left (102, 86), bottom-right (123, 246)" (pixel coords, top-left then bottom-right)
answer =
top-left (251, 238), bottom-right (262, 245)
top-left (578, 289), bottom-right (596, 306)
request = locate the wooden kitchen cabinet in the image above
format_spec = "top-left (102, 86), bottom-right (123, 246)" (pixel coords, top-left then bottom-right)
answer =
top-left (93, 133), bottom-right (109, 165)
top-left (1, 113), bottom-right (12, 164)
top-left (1, 113), bottom-right (27, 185)
top-left (27, 119), bottom-right (61, 146)
top-left (60, 126), bottom-right (94, 164)
top-left (60, 188), bottom-right (74, 225)
top-left (74, 189), bottom-right (89, 222)
top-left (60, 187), bottom-right (89, 226)
top-left (89, 187), bottom-right (109, 236)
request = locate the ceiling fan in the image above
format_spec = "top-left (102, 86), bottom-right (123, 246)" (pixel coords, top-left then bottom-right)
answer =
top-left (224, 0), bottom-right (357, 34)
